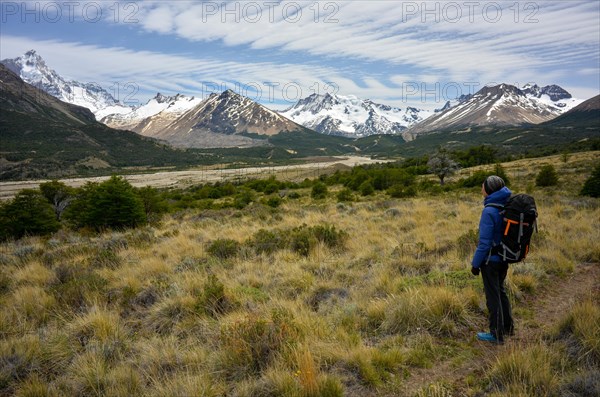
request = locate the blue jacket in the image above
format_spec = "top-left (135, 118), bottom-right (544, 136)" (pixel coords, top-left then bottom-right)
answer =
top-left (471, 186), bottom-right (512, 268)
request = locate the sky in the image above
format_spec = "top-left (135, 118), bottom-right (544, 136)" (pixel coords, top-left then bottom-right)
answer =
top-left (1, 0), bottom-right (599, 110)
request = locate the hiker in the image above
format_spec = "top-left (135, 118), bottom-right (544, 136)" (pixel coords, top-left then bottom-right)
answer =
top-left (471, 175), bottom-right (514, 344)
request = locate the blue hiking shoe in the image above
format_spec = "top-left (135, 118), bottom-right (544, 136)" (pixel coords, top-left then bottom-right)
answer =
top-left (477, 332), bottom-right (503, 344)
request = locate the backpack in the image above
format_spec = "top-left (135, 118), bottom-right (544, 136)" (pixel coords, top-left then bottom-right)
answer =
top-left (486, 194), bottom-right (538, 264)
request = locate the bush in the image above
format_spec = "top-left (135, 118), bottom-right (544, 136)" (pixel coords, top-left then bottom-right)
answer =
top-left (136, 186), bottom-right (168, 218)
top-left (65, 176), bottom-right (146, 230)
top-left (310, 225), bottom-right (348, 250)
top-left (536, 164), bottom-right (559, 187)
top-left (581, 163), bottom-right (600, 198)
top-left (233, 189), bottom-right (255, 209)
top-left (359, 180), bottom-right (375, 196)
top-left (311, 182), bottom-right (328, 199)
top-left (0, 189), bottom-right (60, 240)
top-left (207, 239), bottom-right (240, 259)
top-left (387, 184), bottom-right (417, 198)
top-left (336, 188), bottom-right (355, 202)
top-left (247, 229), bottom-right (286, 255)
top-left (460, 165), bottom-right (509, 189)
top-left (288, 225), bottom-right (347, 256)
top-left (265, 196), bottom-right (282, 208)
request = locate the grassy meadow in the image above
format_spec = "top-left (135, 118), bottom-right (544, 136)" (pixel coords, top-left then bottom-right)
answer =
top-left (1, 152), bottom-right (599, 396)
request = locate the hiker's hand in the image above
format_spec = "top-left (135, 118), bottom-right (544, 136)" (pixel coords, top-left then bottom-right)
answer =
top-left (471, 267), bottom-right (480, 276)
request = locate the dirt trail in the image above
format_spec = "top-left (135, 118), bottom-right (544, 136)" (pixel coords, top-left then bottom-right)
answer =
top-left (400, 263), bottom-right (600, 396)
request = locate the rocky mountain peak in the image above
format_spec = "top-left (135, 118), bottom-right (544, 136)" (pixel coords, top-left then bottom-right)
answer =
top-left (1, 50), bottom-right (125, 118)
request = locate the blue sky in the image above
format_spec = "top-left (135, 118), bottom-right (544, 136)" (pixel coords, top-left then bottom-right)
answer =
top-left (1, 0), bottom-right (599, 110)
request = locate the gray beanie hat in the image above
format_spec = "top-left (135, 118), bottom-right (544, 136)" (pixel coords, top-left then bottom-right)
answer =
top-left (484, 175), bottom-right (505, 195)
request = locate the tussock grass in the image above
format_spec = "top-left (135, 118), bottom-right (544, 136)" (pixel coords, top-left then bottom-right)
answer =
top-left (382, 286), bottom-right (473, 336)
top-left (415, 382), bottom-right (454, 397)
top-left (488, 344), bottom-right (562, 396)
top-left (0, 152), bottom-right (598, 395)
top-left (553, 300), bottom-right (600, 365)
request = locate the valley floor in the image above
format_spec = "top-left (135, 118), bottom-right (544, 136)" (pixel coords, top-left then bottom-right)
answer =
top-left (0, 155), bottom-right (389, 200)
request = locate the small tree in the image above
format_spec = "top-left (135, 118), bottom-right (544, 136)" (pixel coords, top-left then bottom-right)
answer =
top-left (427, 148), bottom-right (460, 185)
top-left (536, 165), bottom-right (559, 187)
top-left (311, 182), bottom-right (328, 199)
top-left (580, 163), bottom-right (600, 198)
top-left (136, 186), bottom-right (167, 218)
top-left (39, 180), bottom-right (74, 220)
top-left (0, 189), bottom-right (60, 240)
top-left (493, 164), bottom-right (510, 187)
top-left (65, 176), bottom-right (146, 230)
top-left (359, 180), bottom-right (375, 196)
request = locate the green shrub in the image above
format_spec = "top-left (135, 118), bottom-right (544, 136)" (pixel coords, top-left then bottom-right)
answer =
top-left (288, 224), bottom-right (347, 256)
top-left (264, 182), bottom-right (280, 195)
top-left (64, 176), bottom-right (146, 231)
top-left (460, 165), bottom-right (509, 189)
top-left (233, 189), bottom-right (255, 209)
top-left (288, 227), bottom-right (312, 257)
top-left (0, 189), bottom-right (60, 240)
top-left (359, 180), bottom-right (375, 196)
top-left (310, 225), bottom-right (348, 250)
top-left (336, 188), bottom-right (355, 202)
top-left (265, 196), bottom-right (282, 208)
top-left (136, 186), bottom-right (168, 218)
top-left (387, 184), bottom-right (417, 198)
top-left (536, 164), bottom-right (559, 187)
top-left (311, 182), bottom-right (328, 199)
top-left (247, 229), bottom-right (286, 255)
top-left (207, 239), bottom-right (240, 259)
top-left (581, 163), bottom-right (600, 197)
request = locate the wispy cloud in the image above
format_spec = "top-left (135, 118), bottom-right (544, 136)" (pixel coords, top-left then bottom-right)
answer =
top-left (1, 1), bottom-right (598, 108)
top-left (131, 0), bottom-right (599, 84)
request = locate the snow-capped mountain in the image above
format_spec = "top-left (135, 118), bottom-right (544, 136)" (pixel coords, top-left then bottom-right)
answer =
top-left (112, 89), bottom-right (304, 148)
top-left (279, 93), bottom-right (433, 140)
top-left (0, 50), bottom-right (131, 120)
top-left (407, 83), bottom-right (583, 137)
top-left (101, 93), bottom-right (202, 130)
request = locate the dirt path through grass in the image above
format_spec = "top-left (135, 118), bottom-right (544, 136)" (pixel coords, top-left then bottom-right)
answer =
top-left (399, 263), bottom-right (600, 396)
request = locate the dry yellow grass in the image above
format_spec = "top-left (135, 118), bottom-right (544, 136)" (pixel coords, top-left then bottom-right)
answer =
top-left (0, 151), bottom-right (598, 396)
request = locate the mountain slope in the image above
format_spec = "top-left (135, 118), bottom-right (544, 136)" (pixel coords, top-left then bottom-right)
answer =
top-left (407, 84), bottom-right (582, 136)
top-left (1, 50), bottom-right (132, 120)
top-left (280, 93), bottom-right (432, 139)
top-left (101, 93), bottom-right (202, 131)
top-left (110, 90), bottom-right (307, 149)
top-left (0, 64), bottom-right (202, 180)
top-left (542, 94), bottom-right (600, 127)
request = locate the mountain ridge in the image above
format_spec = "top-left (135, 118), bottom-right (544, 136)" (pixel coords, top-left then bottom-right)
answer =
top-left (279, 92), bottom-right (433, 139)
top-left (0, 64), bottom-right (204, 180)
top-left (1, 50), bottom-right (132, 120)
top-left (406, 83), bottom-right (582, 136)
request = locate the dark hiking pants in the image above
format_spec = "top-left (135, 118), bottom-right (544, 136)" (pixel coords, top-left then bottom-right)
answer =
top-left (481, 261), bottom-right (513, 341)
